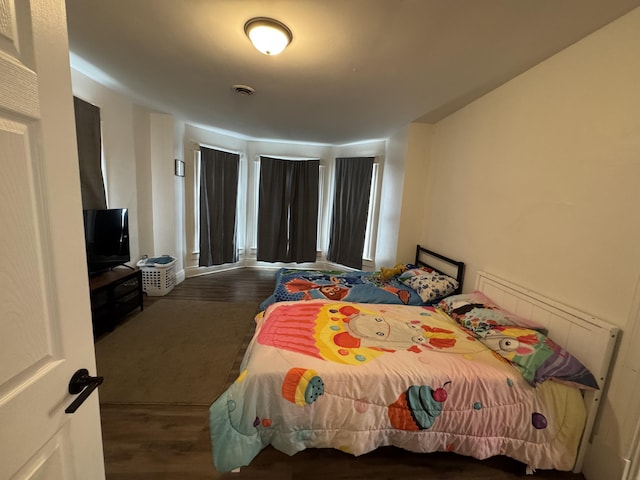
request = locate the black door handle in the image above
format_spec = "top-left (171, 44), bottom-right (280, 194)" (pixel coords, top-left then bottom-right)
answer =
top-left (65, 368), bottom-right (104, 414)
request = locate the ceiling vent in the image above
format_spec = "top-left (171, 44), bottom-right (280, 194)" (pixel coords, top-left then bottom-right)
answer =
top-left (232, 84), bottom-right (255, 96)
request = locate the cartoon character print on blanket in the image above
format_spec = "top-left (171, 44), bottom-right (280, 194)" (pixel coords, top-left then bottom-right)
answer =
top-left (274, 270), bottom-right (415, 305)
top-left (257, 302), bottom-right (458, 366)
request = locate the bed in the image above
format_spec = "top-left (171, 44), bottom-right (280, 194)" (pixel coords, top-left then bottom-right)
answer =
top-left (258, 245), bottom-right (466, 310)
top-left (209, 266), bottom-right (618, 475)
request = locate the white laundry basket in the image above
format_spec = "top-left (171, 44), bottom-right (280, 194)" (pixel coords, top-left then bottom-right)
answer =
top-left (136, 256), bottom-right (177, 296)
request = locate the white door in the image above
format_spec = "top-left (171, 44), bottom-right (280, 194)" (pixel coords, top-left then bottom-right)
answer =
top-left (0, 0), bottom-right (105, 478)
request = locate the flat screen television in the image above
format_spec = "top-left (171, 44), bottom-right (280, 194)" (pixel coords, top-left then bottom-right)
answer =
top-left (83, 208), bottom-right (130, 275)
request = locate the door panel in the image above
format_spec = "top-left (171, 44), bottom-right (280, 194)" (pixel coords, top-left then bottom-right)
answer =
top-left (0, 0), bottom-right (105, 478)
top-left (0, 121), bottom-right (55, 385)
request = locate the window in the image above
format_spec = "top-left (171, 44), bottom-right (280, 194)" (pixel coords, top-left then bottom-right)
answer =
top-left (197, 146), bottom-right (240, 266)
top-left (327, 157), bottom-right (375, 269)
top-left (362, 161), bottom-right (380, 262)
top-left (189, 146), bottom-right (383, 270)
top-left (256, 156), bottom-right (319, 263)
top-left (250, 159), bottom-right (326, 256)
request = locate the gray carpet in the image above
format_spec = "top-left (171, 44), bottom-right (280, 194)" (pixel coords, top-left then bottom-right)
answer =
top-left (95, 299), bottom-right (258, 405)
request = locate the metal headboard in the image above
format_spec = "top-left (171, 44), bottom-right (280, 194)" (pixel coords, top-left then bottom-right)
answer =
top-left (414, 244), bottom-right (465, 293)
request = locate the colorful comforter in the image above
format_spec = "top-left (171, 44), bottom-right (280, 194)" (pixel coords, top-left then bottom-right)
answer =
top-left (258, 268), bottom-right (424, 310)
top-left (209, 300), bottom-right (586, 473)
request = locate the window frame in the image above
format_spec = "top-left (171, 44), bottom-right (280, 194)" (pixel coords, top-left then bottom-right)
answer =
top-left (362, 160), bottom-right (381, 264)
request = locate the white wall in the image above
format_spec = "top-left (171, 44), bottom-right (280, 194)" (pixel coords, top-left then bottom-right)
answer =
top-left (149, 113), bottom-right (177, 259)
top-left (397, 123), bottom-right (433, 264)
top-left (173, 120), bottom-right (187, 277)
top-left (133, 105), bottom-right (153, 262)
top-left (408, 7), bottom-right (640, 479)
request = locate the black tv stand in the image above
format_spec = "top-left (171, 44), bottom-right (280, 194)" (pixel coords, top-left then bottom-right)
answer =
top-left (89, 266), bottom-right (143, 338)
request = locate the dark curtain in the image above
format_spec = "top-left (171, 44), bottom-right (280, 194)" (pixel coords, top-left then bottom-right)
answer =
top-left (327, 156), bottom-right (374, 269)
top-left (73, 97), bottom-right (107, 210)
top-left (199, 147), bottom-right (239, 266)
top-left (257, 156), bottom-right (319, 263)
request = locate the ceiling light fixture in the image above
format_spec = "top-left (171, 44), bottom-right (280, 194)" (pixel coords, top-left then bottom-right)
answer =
top-left (244, 17), bottom-right (292, 56)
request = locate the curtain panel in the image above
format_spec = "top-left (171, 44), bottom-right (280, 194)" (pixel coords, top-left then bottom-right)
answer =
top-left (327, 156), bottom-right (374, 269)
top-left (257, 156), bottom-right (319, 263)
top-left (199, 147), bottom-right (239, 266)
top-left (73, 97), bottom-right (107, 210)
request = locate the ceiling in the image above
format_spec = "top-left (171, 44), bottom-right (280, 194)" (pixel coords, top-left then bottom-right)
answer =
top-left (65, 0), bottom-right (640, 145)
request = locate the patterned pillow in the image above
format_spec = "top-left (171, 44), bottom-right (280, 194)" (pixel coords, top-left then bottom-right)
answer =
top-left (477, 325), bottom-right (599, 389)
top-left (400, 271), bottom-right (458, 303)
top-left (438, 291), bottom-right (548, 334)
top-left (398, 267), bottom-right (435, 280)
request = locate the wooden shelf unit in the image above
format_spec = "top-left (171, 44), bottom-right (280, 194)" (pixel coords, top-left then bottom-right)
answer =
top-left (89, 266), bottom-right (143, 337)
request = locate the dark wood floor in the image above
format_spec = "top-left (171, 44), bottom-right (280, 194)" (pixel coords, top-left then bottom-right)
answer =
top-left (143, 267), bottom-right (277, 306)
top-left (99, 268), bottom-right (585, 480)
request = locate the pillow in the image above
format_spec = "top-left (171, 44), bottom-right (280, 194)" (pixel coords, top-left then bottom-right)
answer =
top-left (477, 325), bottom-right (599, 390)
top-left (400, 271), bottom-right (458, 303)
top-left (438, 290), bottom-right (548, 334)
top-left (398, 267), bottom-right (435, 280)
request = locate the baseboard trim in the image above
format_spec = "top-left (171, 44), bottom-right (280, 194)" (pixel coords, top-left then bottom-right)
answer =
top-left (175, 268), bottom-right (186, 285)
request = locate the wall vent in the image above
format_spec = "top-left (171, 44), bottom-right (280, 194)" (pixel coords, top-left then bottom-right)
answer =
top-left (231, 84), bottom-right (255, 96)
